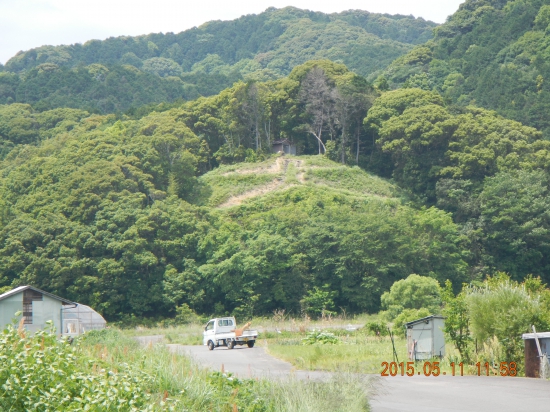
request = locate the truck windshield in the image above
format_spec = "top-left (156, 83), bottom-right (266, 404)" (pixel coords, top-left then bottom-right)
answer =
top-left (205, 321), bottom-right (214, 331)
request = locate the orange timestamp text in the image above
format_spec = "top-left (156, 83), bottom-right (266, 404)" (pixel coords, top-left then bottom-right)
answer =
top-left (380, 361), bottom-right (517, 377)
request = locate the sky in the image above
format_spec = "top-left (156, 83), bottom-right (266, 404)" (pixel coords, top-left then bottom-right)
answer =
top-left (0, 0), bottom-right (465, 65)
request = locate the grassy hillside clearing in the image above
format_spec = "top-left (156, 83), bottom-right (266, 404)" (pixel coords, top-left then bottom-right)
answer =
top-left (196, 154), bottom-right (402, 208)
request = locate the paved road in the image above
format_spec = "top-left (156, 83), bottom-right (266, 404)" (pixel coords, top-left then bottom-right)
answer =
top-left (166, 343), bottom-right (330, 380)
top-left (138, 338), bottom-right (550, 411)
top-left (372, 374), bottom-right (550, 412)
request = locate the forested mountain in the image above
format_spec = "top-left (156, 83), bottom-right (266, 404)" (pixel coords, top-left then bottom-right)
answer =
top-left (2, 58), bottom-right (550, 320)
top-left (380, 0), bottom-right (550, 137)
top-left (0, 7), bottom-right (436, 113)
top-left (3, 1), bottom-right (550, 321)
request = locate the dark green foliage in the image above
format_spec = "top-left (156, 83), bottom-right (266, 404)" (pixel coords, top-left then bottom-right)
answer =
top-left (184, 187), bottom-right (467, 316)
top-left (0, 7), bottom-right (435, 113)
top-left (364, 87), bottom-right (550, 282)
top-left (479, 170), bottom-right (550, 280)
top-left (2, 54), bottom-right (550, 322)
top-left (0, 64), bottom-right (197, 114)
top-left (382, 0), bottom-right (550, 137)
top-left (0, 67), bottom-right (467, 320)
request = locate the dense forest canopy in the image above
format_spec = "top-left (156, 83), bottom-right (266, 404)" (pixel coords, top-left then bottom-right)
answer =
top-left (1, 55), bottom-right (550, 320)
top-left (380, 0), bottom-right (550, 137)
top-left (2, 2), bottom-right (550, 322)
top-left (0, 7), bottom-right (436, 113)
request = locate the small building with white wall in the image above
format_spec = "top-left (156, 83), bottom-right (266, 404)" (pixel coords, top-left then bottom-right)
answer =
top-left (405, 315), bottom-right (446, 360)
top-left (0, 285), bottom-right (106, 336)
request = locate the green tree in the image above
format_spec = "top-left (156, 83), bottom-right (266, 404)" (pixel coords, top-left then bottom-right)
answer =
top-left (301, 285), bottom-right (337, 318)
top-left (441, 280), bottom-right (472, 362)
top-left (479, 170), bottom-right (550, 280)
top-left (381, 274), bottom-right (442, 320)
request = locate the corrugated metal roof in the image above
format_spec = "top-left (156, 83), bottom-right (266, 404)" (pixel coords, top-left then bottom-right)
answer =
top-left (0, 285), bottom-right (76, 305)
top-left (522, 332), bottom-right (550, 340)
top-left (405, 314), bottom-right (445, 327)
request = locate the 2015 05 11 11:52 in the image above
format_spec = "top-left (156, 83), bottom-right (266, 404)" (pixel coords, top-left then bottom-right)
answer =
top-left (380, 361), bottom-right (518, 376)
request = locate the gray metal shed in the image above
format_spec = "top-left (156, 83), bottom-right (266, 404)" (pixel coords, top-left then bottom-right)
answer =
top-left (0, 285), bottom-right (76, 334)
top-left (405, 315), bottom-right (446, 360)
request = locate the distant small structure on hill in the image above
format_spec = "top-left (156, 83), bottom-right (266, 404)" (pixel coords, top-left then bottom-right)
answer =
top-left (272, 139), bottom-right (296, 155)
top-left (0, 285), bottom-right (106, 336)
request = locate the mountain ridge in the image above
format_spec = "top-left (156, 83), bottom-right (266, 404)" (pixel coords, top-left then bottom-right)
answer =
top-left (380, 0), bottom-right (550, 137)
top-left (0, 7), bottom-right (436, 113)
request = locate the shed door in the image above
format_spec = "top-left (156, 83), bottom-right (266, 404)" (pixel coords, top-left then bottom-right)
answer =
top-left (413, 327), bottom-right (432, 360)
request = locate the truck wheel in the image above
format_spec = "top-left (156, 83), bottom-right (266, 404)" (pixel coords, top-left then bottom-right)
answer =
top-left (227, 340), bottom-right (235, 349)
top-left (207, 340), bottom-right (215, 351)
top-left (247, 341), bottom-right (255, 348)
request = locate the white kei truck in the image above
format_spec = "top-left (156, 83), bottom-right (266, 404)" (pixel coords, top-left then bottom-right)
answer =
top-left (203, 317), bottom-right (258, 350)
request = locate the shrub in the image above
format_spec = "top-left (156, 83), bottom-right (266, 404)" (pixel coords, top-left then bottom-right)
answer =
top-left (175, 303), bottom-right (202, 324)
top-left (365, 321), bottom-right (389, 336)
top-left (465, 274), bottom-right (550, 363)
top-left (301, 286), bottom-right (337, 318)
top-left (392, 308), bottom-right (431, 335)
top-left (0, 321), bottom-right (166, 411)
top-left (302, 331), bottom-right (340, 345)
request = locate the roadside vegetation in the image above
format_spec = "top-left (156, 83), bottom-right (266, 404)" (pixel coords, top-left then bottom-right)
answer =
top-left (0, 320), bottom-right (374, 412)
top-left (118, 272), bottom-right (550, 378)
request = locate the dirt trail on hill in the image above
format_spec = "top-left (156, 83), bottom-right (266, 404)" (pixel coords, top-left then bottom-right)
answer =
top-left (221, 157), bottom-right (284, 176)
top-left (217, 178), bottom-right (285, 208)
top-left (217, 157), bottom-right (307, 208)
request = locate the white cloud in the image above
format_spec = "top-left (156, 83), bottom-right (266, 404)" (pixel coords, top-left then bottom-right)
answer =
top-left (0, 0), bottom-right (465, 64)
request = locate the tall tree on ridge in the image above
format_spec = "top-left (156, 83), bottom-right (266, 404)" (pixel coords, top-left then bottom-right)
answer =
top-left (299, 67), bottom-right (334, 154)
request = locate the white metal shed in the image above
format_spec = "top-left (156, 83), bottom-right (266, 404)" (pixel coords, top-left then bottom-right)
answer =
top-left (405, 315), bottom-right (446, 360)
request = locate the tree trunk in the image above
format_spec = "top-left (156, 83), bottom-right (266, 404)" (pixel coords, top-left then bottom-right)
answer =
top-left (341, 123), bottom-right (346, 164)
top-left (356, 123), bottom-right (360, 164)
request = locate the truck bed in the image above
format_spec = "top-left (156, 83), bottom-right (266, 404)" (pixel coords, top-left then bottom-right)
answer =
top-left (213, 329), bottom-right (258, 341)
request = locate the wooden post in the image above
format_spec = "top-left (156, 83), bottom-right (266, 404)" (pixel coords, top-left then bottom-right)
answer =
top-left (388, 327), bottom-right (399, 364)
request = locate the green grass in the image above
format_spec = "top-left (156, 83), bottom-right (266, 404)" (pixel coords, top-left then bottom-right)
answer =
top-left (264, 329), bottom-right (487, 376)
top-left (120, 323), bottom-right (205, 344)
top-left (305, 166), bottom-right (400, 198)
top-left (82, 329), bottom-right (373, 411)
top-left (193, 154), bottom-right (404, 208)
top-left (266, 333), bottom-right (408, 374)
top-left (200, 173), bottom-right (279, 206)
top-left (285, 161), bottom-right (299, 184)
